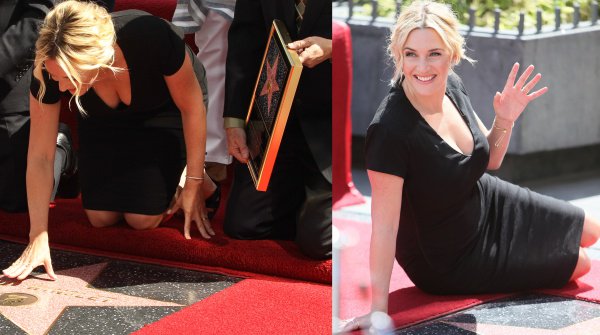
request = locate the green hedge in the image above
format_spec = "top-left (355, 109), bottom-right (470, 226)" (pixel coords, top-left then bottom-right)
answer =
top-left (354, 0), bottom-right (598, 30)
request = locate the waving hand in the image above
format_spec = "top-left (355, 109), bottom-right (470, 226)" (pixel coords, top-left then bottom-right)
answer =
top-left (493, 63), bottom-right (548, 123)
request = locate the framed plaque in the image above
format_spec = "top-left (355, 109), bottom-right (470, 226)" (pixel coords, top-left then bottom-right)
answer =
top-left (245, 19), bottom-right (303, 191)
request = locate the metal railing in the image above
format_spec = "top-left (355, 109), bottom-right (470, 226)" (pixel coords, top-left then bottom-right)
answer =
top-left (333, 0), bottom-right (600, 37)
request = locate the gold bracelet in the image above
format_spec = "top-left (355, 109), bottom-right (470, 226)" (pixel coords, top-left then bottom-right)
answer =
top-left (493, 121), bottom-right (513, 148)
top-left (185, 175), bottom-right (204, 181)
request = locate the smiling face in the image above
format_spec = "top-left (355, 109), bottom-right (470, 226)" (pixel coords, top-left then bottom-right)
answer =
top-left (401, 28), bottom-right (452, 97)
top-left (43, 58), bottom-right (96, 96)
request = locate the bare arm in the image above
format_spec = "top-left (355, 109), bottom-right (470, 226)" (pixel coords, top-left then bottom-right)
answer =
top-left (368, 169), bottom-right (404, 313)
top-left (477, 63), bottom-right (548, 170)
top-left (165, 52), bottom-right (206, 181)
top-left (164, 52), bottom-right (213, 239)
top-left (27, 94), bottom-right (60, 237)
top-left (473, 113), bottom-right (515, 170)
top-left (339, 170), bottom-right (404, 332)
top-left (2, 93), bottom-right (59, 280)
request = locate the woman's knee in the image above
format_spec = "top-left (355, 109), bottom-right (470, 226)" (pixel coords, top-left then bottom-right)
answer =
top-left (580, 211), bottom-right (600, 248)
top-left (570, 248), bottom-right (591, 281)
top-left (124, 213), bottom-right (162, 230)
top-left (85, 210), bottom-right (121, 228)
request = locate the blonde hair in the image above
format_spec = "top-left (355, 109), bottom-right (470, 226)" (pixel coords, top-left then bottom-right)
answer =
top-left (388, 0), bottom-right (474, 83)
top-left (33, 0), bottom-right (121, 115)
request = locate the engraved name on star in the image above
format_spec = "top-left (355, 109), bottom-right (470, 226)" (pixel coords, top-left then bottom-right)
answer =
top-left (0, 263), bottom-right (181, 335)
top-left (259, 55), bottom-right (280, 116)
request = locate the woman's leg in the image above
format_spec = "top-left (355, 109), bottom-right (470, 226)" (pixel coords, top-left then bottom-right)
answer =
top-left (569, 211), bottom-right (598, 281)
top-left (580, 211), bottom-right (600, 248)
top-left (85, 209), bottom-right (123, 228)
top-left (124, 213), bottom-right (164, 230)
top-left (570, 248), bottom-right (592, 281)
top-left (86, 209), bottom-right (163, 230)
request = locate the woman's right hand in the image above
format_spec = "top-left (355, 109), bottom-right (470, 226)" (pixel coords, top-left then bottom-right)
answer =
top-left (336, 314), bottom-right (372, 333)
top-left (2, 233), bottom-right (56, 281)
top-left (168, 181), bottom-right (215, 240)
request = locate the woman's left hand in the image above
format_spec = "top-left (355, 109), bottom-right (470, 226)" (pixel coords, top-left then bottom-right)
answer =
top-left (493, 63), bottom-right (548, 123)
top-left (169, 182), bottom-right (215, 239)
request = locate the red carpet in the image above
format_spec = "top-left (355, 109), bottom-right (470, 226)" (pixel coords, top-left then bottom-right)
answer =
top-left (540, 259), bottom-right (600, 303)
top-left (134, 277), bottom-right (331, 335)
top-left (0, 182), bottom-right (331, 334)
top-left (0, 182), bottom-right (331, 284)
top-left (335, 218), bottom-right (511, 330)
top-left (337, 217), bottom-right (600, 330)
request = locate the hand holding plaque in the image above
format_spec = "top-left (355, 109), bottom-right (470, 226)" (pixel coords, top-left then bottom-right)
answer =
top-left (245, 20), bottom-right (303, 191)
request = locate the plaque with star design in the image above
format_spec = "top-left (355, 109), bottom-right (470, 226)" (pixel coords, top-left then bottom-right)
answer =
top-left (245, 19), bottom-right (303, 191)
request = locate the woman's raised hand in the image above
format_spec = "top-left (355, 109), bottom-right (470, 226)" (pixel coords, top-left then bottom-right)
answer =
top-left (493, 63), bottom-right (548, 123)
top-left (2, 233), bottom-right (56, 281)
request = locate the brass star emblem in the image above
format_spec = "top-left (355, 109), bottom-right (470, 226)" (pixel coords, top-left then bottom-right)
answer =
top-left (260, 55), bottom-right (280, 116)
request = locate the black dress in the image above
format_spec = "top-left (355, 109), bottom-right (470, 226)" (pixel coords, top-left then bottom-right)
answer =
top-left (365, 74), bottom-right (584, 294)
top-left (30, 10), bottom-right (208, 215)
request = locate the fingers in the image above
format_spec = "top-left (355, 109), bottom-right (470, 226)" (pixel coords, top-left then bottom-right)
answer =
top-left (298, 53), bottom-right (308, 66)
top-left (226, 128), bottom-right (249, 163)
top-left (231, 139), bottom-right (250, 163)
top-left (229, 147), bottom-right (249, 163)
top-left (287, 38), bottom-right (312, 50)
top-left (3, 255), bottom-right (30, 278)
top-left (44, 258), bottom-right (57, 280)
top-left (528, 86), bottom-right (549, 100)
top-left (3, 239), bottom-right (54, 281)
top-left (3, 261), bottom-right (36, 281)
top-left (184, 214), bottom-right (214, 240)
top-left (229, 149), bottom-right (243, 163)
top-left (340, 317), bottom-right (361, 332)
top-left (205, 220), bottom-right (216, 236)
top-left (521, 73), bottom-right (541, 95)
top-left (3, 262), bottom-right (26, 278)
top-left (514, 64), bottom-right (534, 90)
top-left (195, 217), bottom-right (212, 239)
top-left (183, 214), bottom-right (192, 240)
top-left (239, 143), bottom-right (250, 162)
top-left (17, 264), bottom-right (36, 281)
top-left (298, 45), bottom-right (321, 68)
top-left (167, 201), bottom-right (181, 216)
top-left (504, 62), bottom-right (520, 91)
top-left (196, 216), bottom-right (215, 239)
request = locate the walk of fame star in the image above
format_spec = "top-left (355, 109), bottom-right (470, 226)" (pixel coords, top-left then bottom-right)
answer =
top-left (260, 55), bottom-right (280, 116)
top-left (445, 317), bottom-right (600, 334)
top-left (0, 263), bottom-right (180, 335)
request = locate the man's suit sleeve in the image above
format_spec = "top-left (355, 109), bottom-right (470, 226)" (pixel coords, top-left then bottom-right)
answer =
top-left (0, 0), bottom-right (52, 87)
top-left (223, 0), bottom-right (268, 120)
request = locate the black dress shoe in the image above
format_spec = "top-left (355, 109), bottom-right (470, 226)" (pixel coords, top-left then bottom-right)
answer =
top-left (56, 123), bottom-right (79, 198)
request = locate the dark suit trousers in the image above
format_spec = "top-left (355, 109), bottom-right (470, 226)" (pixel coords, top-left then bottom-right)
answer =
top-left (0, 112), bottom-right (29, 212)
top-left (224, 117), bottom-right (332, 260)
